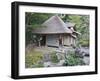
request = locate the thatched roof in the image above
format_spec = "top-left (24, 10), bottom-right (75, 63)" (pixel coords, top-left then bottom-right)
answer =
top-left (32, 16), bottom-right (72, 34)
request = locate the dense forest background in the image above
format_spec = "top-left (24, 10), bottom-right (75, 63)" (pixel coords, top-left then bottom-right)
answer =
top-left (25, 12), bottom-right (89, 47)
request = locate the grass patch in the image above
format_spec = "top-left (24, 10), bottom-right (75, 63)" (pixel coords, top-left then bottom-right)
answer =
top-left (25, 50), bottom-right (43, 68)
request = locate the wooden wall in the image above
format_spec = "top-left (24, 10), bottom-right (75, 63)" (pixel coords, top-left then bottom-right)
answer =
top-left (63, 35), bottom-right (76, 46)
top-left (46, 34), bottom-right (76, 47)
top-left (46, 34), bottom-right (59, 47)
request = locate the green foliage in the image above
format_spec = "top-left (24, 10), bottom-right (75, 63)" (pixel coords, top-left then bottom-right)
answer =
top-left (25, 27), bottom-right (33, 45)
top-left (50, 52), bottom-right (59, 63)
top-left (79, 39), bottom-right (89, 47)
top-left (62, 14), bottom-right (89, 47)
top-left (25, 27), bottom-right (45, 46)
top-left (25, 12), bottom-right (53, 25)
top-left (64, 51), bottom-right (85, 66)
top-left (25, 50), bottom-right (43, 68)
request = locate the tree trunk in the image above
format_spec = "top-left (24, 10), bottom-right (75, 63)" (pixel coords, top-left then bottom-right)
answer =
top-left (38, 41), bottom-right (41, 47)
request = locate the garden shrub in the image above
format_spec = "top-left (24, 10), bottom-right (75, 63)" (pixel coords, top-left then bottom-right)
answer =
top-left (63, 51), bottom-right (85, 66)
top-left (79, 39), bottom-right (89, 47)
top-left (50, 52), bottom-right (59, 63)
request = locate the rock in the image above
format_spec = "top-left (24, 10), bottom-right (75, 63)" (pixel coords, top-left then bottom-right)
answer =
top-left (43, 62), bottom-right (52, 67)
top-left (75, 47), bottom-right (89, 58)
top-left (56, 53), bottom-right (62, 60)
top-left (57, 60), bottom-right (65, 66)
top-left (43, 53), bottom-right (51, 62)
top-left (84, 53), bottom-right (89, 56)
top-left (83, 56), bottom-right (90, 65)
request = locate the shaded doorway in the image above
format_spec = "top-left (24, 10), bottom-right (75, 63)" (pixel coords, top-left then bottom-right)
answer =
top-left (41, 35), bottom-right (46, 46)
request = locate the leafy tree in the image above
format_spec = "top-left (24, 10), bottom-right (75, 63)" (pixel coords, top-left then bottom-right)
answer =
top-left (25, 12), bottom-right (53, 26)
top-left (25, 13), bottom-right (54, 46)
